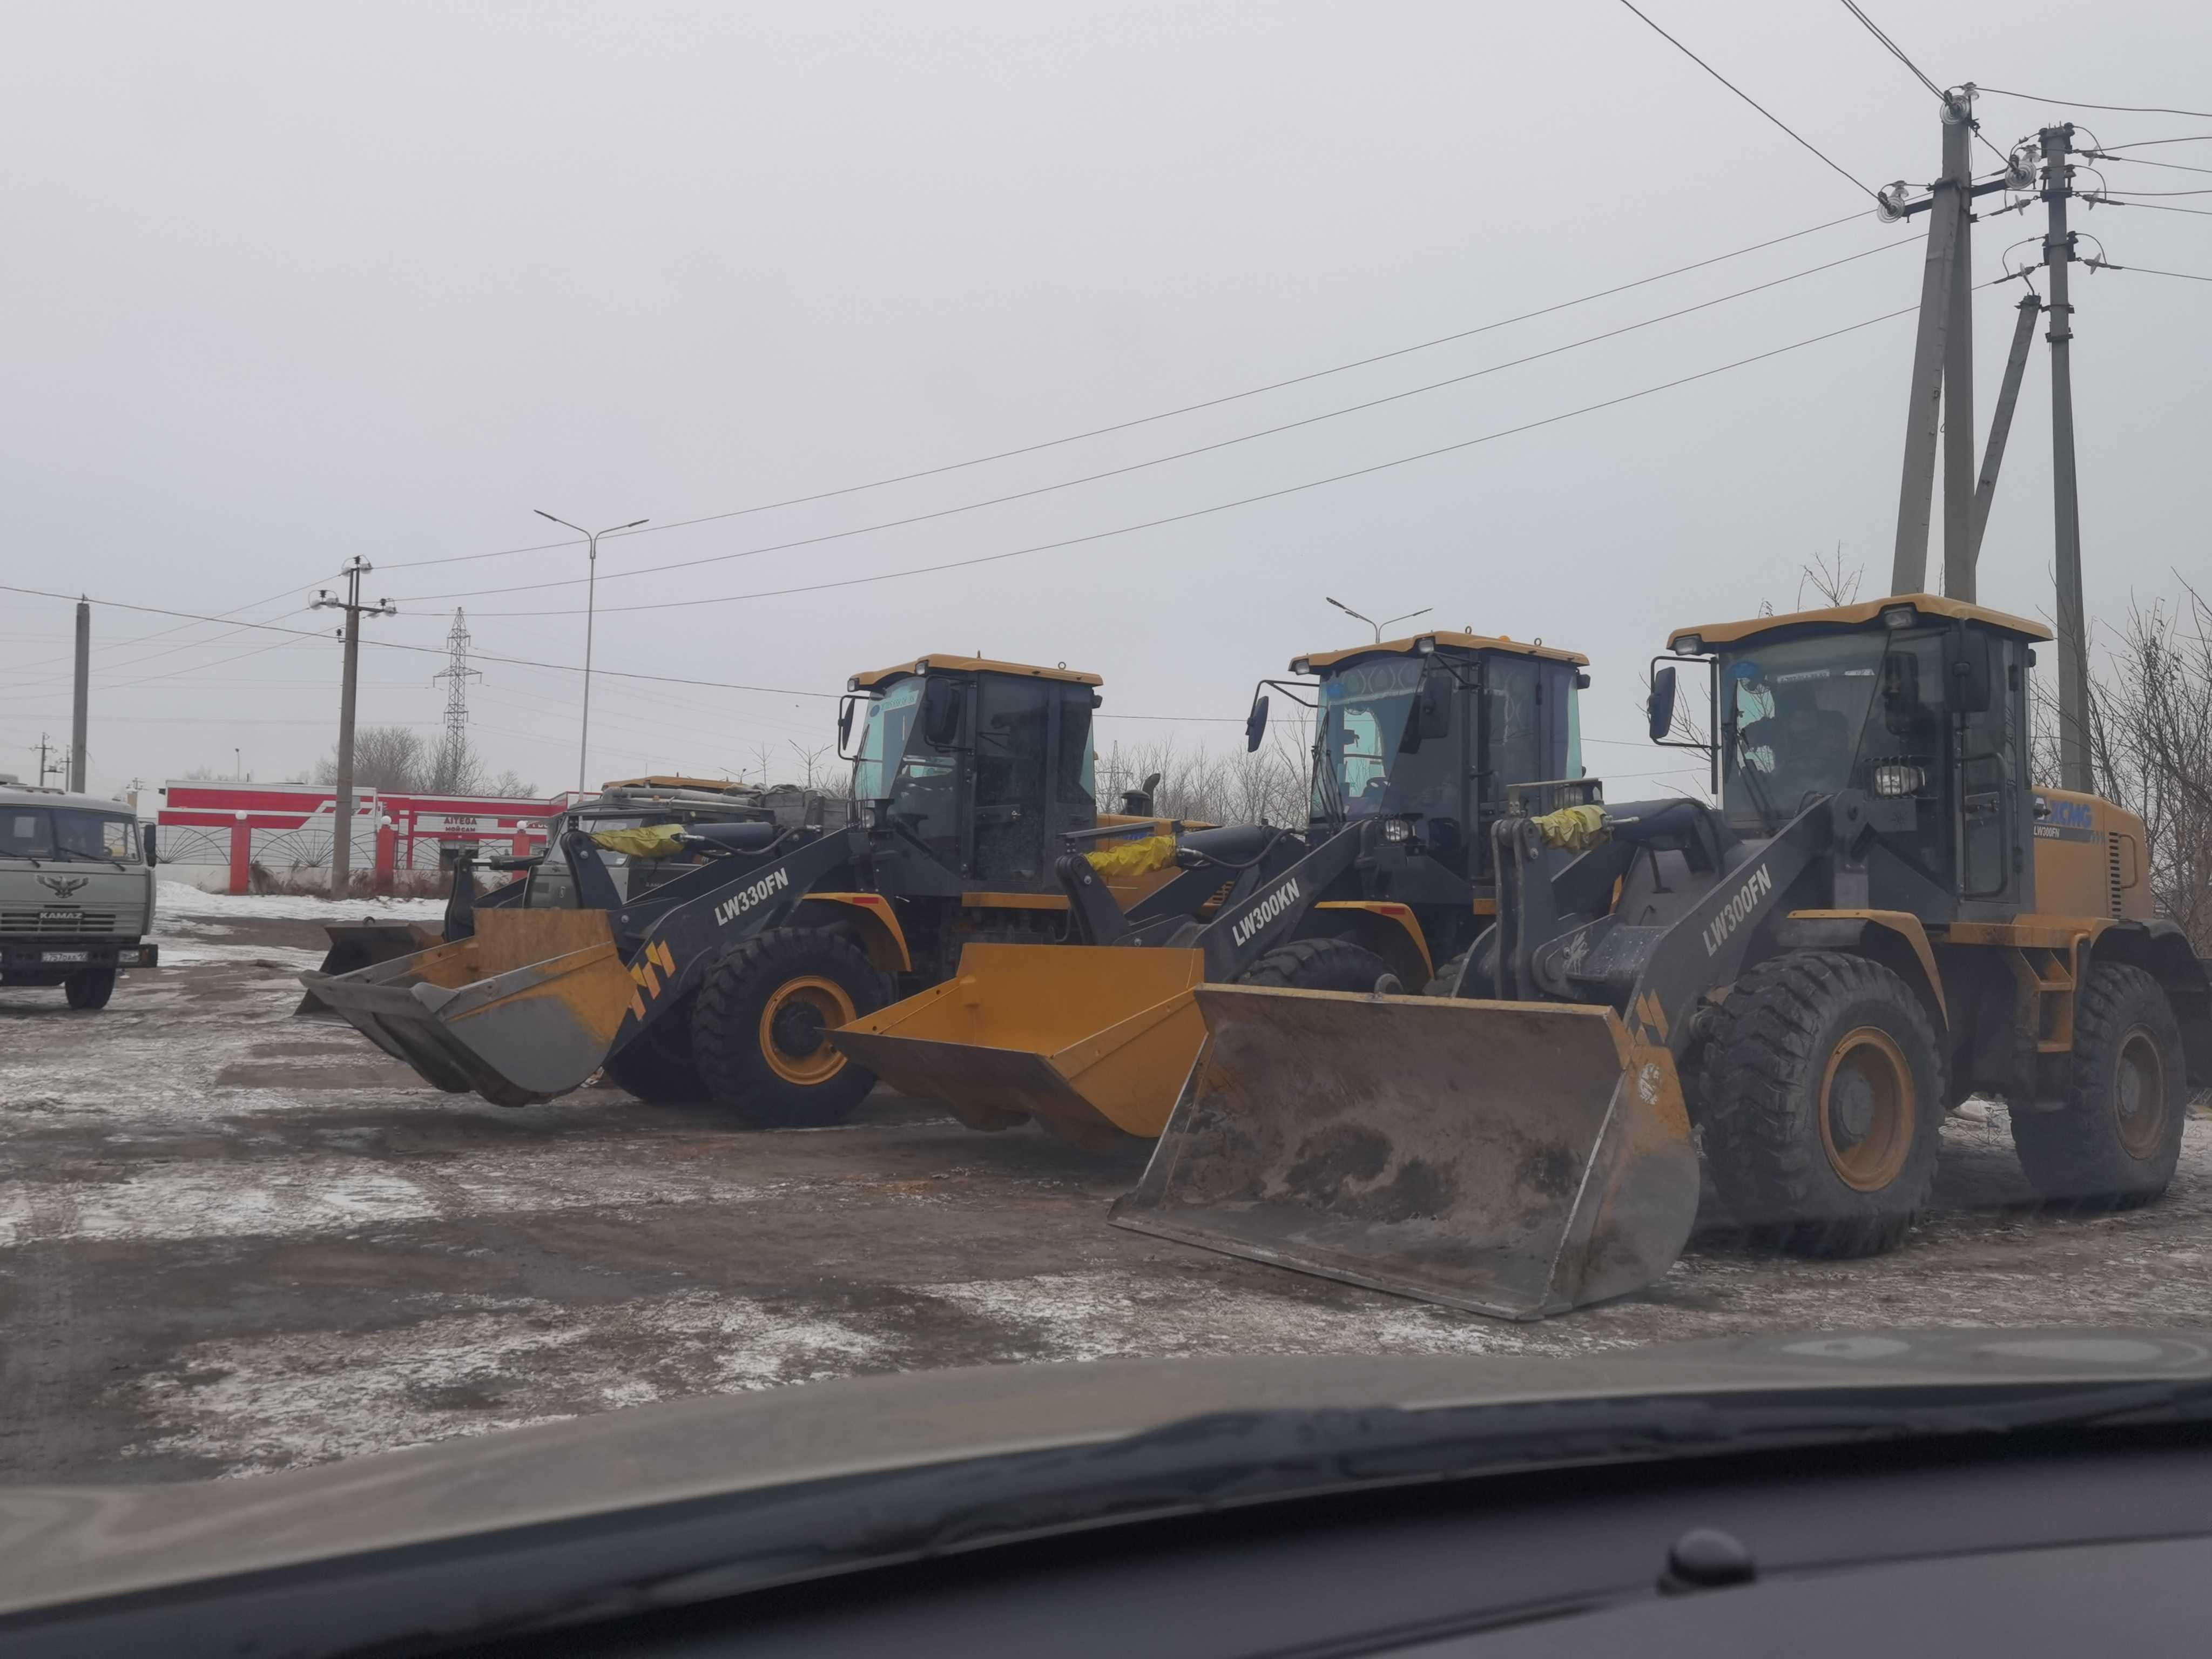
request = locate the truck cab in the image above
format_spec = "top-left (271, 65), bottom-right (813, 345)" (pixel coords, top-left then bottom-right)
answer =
top-left (0, 785), bottom-right (159, 1009)
top-left (1267, 630), bottom-right (1589, 969)
top-left (842, 655), bottom-right (1104, 896)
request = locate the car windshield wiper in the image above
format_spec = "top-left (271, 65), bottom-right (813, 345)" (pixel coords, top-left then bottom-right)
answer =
top-left (0, 847), bottom-right (44, 863)
top-left (48, 849), bottom-right (123, 867)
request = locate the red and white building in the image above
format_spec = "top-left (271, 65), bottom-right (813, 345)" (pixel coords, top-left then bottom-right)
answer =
top-left (154, 780), bottom-right (563, 893)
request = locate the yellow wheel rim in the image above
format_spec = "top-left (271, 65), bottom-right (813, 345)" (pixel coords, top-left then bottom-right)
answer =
top-left (2113, 1027), bottom-right (2169, 1160)
top-left (759, 975), bottom-right (857, 1086)
top-left (1818, 1026), bottom-right (1915, 1192)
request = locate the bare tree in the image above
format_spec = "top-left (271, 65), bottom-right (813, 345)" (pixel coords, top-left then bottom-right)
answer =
top-left (315, 725), bottom-right (428, 793)
top-left (2037, 582), bottom-right (2212, 952)
top-left (1797, 543), bottom-right (1864, 610)
top-left (787, 740), bottom-right (833, 792)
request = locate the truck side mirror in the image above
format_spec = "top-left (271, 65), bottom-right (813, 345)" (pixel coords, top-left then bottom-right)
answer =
top-left (141, 824), bottom-right (158, 866)
top-left (1648, 666), bottom-right (1677, 743)
top-left (920, 677), bottom-right (962, 747)
top-left (1400, 661), bottom-right (1453, 753)
top-left (1882, 652), bottom-right (1924, 733)
top-left (836, 695), bottom-right (857, 751)
top-left (1245, 693), bottom-right (1270, 753)
top-left (1952, 631), bottom-right (1994, 713)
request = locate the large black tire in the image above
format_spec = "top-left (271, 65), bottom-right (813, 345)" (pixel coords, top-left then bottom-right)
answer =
top-left (2010, 962), bottom-right (2187, 1212)
top-left (693, 927), bottom-right (892, 1128)
top-left (1421, 931), bottom-right (1498, 999)
top-left (1239, 936), bottom-right (1399, 994)
top-left (1696, 951), bottom-right (1945, 1258)
top-left (601, 992), bottom-right (707, 1104)
top-left (64, 968), bottom-right (116, 1011)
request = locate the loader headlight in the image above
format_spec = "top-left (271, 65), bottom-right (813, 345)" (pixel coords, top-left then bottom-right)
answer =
top-left (1872, 764), bottom-right (1926, 798)
top-left (1382, 814), bottom-right (1417, 844)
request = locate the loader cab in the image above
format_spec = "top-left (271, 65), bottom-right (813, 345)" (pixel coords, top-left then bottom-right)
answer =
top-left (1665, 595), bottom-right (2047, 922)
top-left (1295, 632), bottom-right (1587, 888)
top-left (845, 656), bottom-right (1103, 892)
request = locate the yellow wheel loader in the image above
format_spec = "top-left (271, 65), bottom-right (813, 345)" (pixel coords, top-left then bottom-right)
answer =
top-left (301, 655), bottom-right (1205, 1123)
top-left (826, 630), bottom-right (1595, 1146)
top-left (1112, 596), bottom-right (2211, 1319)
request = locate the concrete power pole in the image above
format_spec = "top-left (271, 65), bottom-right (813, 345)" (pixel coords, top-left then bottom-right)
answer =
top-left (2041, 124), bottom-right (2093, 794)
top-left (1888, 88), bottom-right (1978, 597)
top-left (69, 598), bottom-right (89, 792)
top-left (1939, 98), bottom-right (1977, 601)
top-left (312, 558), bottom-right (396, 899)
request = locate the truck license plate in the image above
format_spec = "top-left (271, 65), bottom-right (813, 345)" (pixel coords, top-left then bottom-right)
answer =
top-left (41, 950), bottom-right (91, 964)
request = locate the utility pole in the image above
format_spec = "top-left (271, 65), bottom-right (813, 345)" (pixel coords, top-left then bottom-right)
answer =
top-left (312, 558), bottom-right (396, 899)
top-left (1939, 95), bottom-right (1977, 601)
top-left (534, 510), bottom-right (649, 798)
top-left (1967, 292), bottom-right (2044, 564)
top-left (33, 734), bottom-right (57, 786)
top-left (1887, 88), bottom-right (1975, 596)
top-left (2040, 123), bottom-right (2092, 793)
top-left (69, 598), bottom-right (89, 792)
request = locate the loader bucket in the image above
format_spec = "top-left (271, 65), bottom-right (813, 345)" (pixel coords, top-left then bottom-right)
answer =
top-left (299, 908), bottom-right (634, 1108)
top-left (295, 921), bottom-right (443, 1017)
top-left (1110, 984), bottom-right (1701, 1320)
top-left (825, 944), bottom-right (1209, 1149)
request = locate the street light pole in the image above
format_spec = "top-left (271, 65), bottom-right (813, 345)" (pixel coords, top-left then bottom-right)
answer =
top-left (536, 510), bottom-right (649, 798)
top-left (1326, 596), bottom-right (1433, 644)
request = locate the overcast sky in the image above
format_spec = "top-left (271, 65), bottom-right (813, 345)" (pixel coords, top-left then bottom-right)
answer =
top-left (2, 1), bottom-right (2206, 803)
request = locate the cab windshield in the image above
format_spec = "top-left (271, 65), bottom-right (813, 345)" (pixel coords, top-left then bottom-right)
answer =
top-left (1717, 627), bottom-right (1941, 834)
top-left (1311, 656), bottom-right (1461, 820)
top-left (852, 676), bottom-right (960, 845)
top-left (0, 806), bottom-right (140, 864)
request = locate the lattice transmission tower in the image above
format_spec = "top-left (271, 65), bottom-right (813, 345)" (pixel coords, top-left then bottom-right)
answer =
top-left (432, 609), bottom-right (481, 745)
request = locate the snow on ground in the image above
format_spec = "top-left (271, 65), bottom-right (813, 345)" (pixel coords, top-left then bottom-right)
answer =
top-left (155, 884), bottom-right (448, 925)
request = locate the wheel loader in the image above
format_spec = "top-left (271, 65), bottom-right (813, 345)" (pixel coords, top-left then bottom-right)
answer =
top-left (1111, 595), bottom-right (2212, 1319)
top-left (300, 655), bottom-right (1209, 1124)
top-left (825, 629), bottom-right (1595, 1147)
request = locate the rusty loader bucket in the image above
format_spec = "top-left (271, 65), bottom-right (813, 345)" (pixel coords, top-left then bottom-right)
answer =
top-left (298, 909), bottom-right (635, 1108)
top-left (826, 943), bottom-right (1210, 1149)
top-left (295, 920), bottom-right (444, 1017)
top-left (1109, 984), bottom-right (1701, 1320)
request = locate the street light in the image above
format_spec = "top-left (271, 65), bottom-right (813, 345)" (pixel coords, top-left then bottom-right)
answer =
top-left (536, 510), bottom-right (649, 797)
top-left (1325, 596), bottom-right (1433, 644)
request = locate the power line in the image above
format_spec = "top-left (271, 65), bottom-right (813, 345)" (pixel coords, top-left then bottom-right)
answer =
top-left (2092, 186), bottom-right (2212, 197)
top-left (480, 296), bottom-right (1948, 621)
top-left (2085, 195), bottom-right (2212, 218)
top-left (2098, 136), bottom-right (2212, 151)
top-left (393, 237), bottom-right (1921, 606)
top-left (1828, 3), bottom-right (2011, 168)
top-left (2084, 259), bottom-right (2212, 284)
top-left (1613, 0), bottom-right (1879, 200)
top-left (377, 213), bottom-right (1880, 578)
top-left (1976, 86), bottom-right (2212, 120)
top-left (1835, 0), bottom-right (1941, 98)
top-left (2092, 153), bottom-right (2212, 177)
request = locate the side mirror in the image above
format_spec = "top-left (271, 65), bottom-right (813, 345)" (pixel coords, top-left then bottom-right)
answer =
top-left (1952, 631), bottom-right (1994, 713)
top-left (1400, 661), bottom-right (1453, 753)
top-left (836, 695), bottom-right (857, 751)
top-left (1648, 665), bottom-right (1678, 743)
top-left (1882, 651), bottom-right (1924, 733)
top-left (920, 677), bottom-right (962, 747)
top-left (1245, 693), bottom-right (1270, 754)
top-left (141, 824), bottom-right (158, 866)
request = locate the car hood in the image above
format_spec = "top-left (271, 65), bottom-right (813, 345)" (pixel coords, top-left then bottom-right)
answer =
top-left (3, 1326), bottom-right (2208, 1622)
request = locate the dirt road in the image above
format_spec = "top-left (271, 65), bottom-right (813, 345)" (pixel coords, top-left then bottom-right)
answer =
top-left (3, 886), bottom-right (2208, 1483)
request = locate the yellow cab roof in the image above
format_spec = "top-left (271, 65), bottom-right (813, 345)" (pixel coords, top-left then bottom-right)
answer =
top-left (1295, 629), bottom-right (1588, 673)
top-left (597, 775), bottom-right (751, 793)
top-left (849, 655), bottom-right (1103, 691)
top-left (1668, 594), bottom-right (2053, 652)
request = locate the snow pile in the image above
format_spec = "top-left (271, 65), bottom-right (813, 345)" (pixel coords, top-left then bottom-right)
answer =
top-left (157, 885), bottom-right (448, 925)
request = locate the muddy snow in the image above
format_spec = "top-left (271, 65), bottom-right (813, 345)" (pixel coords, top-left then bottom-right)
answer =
top-left (3, 907), bottom-right (2209, 1483)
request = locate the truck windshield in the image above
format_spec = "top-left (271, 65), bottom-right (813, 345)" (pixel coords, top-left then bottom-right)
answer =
top-left (0, 807), bottom-right (139, 863)
top-left (1717, 627), bottom-right (1942, 834)
top-left (1311, 656), bottom-right (1461, 821)
top-left (852, 677), bottom-right (960, 847)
